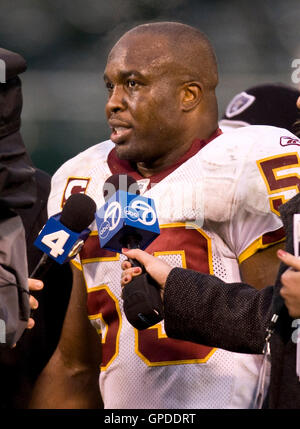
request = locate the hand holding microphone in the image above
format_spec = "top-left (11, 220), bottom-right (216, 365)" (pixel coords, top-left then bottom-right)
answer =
top-left (13, 192), bottom-right (96, 342)
top-left (121, 248), bottom-right (173, 296)
top-left (95, 174), bottom-right (164, 330)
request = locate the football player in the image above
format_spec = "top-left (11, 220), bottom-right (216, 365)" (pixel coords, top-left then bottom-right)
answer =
top-left (30, 22), bottom-right (300, 409)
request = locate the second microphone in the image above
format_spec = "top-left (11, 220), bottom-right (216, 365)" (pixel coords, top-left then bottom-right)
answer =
top-left (95, 174), bottom-right (164, 330)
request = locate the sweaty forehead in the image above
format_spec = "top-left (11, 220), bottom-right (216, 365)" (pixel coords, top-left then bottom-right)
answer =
top-left (106, 33), bottom-right (174, 76)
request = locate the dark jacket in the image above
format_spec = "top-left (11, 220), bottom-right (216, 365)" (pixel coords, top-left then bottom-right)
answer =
top-left (0, 48), bottom-right (36, 348)
top-left (0, 47), bottom-right (36, 217)
top-left (0, 47), bottom-right (72, 408)
top-left (164, 192), bottom-right (300, 409)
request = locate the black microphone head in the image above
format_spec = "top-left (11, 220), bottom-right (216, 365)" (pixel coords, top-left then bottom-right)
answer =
top-left (60, 193), bottom-right (96, 232)
top-left (103, 174), bottom-right (140, 201)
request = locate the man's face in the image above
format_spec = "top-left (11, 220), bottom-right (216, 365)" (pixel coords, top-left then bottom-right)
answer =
top-left (104, 33), bottom-right (184, 163)
top-left (297, 96), bottom-right (300, 110)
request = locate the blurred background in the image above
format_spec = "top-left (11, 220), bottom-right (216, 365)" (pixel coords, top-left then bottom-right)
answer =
top-left (1, 0), bottom-right (299, 175)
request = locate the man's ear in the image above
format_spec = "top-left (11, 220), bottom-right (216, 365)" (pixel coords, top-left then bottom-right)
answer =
top-left (181, 82), bottom-right (203, 111)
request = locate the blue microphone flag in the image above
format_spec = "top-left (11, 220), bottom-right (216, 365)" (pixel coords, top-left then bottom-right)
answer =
top-left (34, 213), bottom-right (90, 264)
top-left (95, 190), bottom-right (160, 253)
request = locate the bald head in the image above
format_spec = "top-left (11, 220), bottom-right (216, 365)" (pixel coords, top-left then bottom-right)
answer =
top-left (104, 22), bottom-right (219, 174)
top-left (109, 22), bottom-right (218, 91)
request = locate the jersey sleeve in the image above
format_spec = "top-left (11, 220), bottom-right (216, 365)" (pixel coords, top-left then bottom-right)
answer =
top-left (46, 165), bottom-right (82, 269)
top-left (46, 140), bottom-right (114, 270)
top-left (201, 125), bottom-right (300, 263)
top-left (226, 125), bottom-right (300, 262)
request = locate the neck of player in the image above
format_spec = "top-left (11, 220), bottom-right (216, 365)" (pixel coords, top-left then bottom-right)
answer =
top-left (135, 125), bottom-right (218, 178)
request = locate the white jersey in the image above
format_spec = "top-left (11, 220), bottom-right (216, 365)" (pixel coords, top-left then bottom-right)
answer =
top-left (48, 125), bottom-right (300, 409)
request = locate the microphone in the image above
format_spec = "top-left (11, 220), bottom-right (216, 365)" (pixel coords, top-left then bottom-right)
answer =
top-left (31, 193), bottom-right (96, 279)
top-left (103, 173), bottom-right (140, 201)
top-left (95, 174), bottom-right (164, 330)
top-left (96, 174), bottom-right (160, 253)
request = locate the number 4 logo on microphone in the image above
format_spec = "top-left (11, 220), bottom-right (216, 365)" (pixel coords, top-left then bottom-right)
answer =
top-left (41, 230), bottom-right (70, 258)
top-left (34, 215), bottom-right (86, 264)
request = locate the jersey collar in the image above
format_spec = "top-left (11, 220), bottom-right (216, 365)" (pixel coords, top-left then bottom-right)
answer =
top-left (107, 128), bottom-right (222, 186)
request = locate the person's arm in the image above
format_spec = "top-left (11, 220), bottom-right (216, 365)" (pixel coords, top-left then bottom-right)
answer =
top-left (163, 266), bottom-right (273, 354)
top-left (277, 250), bottom-right (300, 318)
top-left (121, 248), bottom-right (274, 354)
top-left (239, 242), bottom-right (284, 290)
top-left (29, 264), bottom-right (102, 409)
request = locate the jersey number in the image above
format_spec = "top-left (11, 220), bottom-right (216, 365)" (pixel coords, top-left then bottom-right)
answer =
top-left (41, 230), bottom-right (70, 257)
top-left (257, 152), bottom-right (300, 215)
top-left (87, 224), bottom-right (216, 370)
